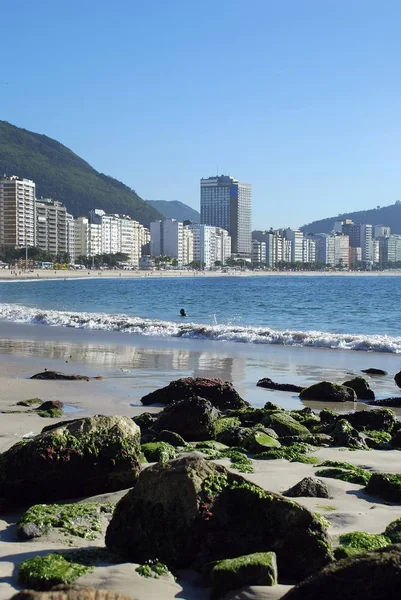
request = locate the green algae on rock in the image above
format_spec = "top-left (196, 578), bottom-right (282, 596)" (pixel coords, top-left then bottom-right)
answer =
top-left (384, 519), bottom-right (401, 543)
top-left (315, 461), bottom-right (371, 486)
top-left (17, 501), bottom-right (114, 540)
top-left (16, 398), bottom-right (42, 407)
top-left (210, 552), bottom-right (277, 599)
top-left (136, 559), bottom-right (171, 579)
top-left (334, 531), bottom-right (391, 559)
top-left (19, 554), bottom-right (93, 590)
top-left (254, 442), bottom-right (316, 463)
top-left (341, 377), bottom-right (375, 400)
top-left (141, 442), bottom-right (176, 463)
top-left (0, 416), bottom-right (141, 506)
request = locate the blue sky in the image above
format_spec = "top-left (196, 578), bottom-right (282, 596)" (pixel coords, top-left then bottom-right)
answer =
top-left (1, 0), bottom-right (401, 229)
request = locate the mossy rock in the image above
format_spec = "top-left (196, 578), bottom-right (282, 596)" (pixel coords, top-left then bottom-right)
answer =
top-left (365, 473), bottom-right (401, 502)
top-left (153, 430), bottom-right (186, 447)
top-left (331, 419), bottom-right (368, 449)
top-left (263, 412), bottom-right (310, 437)
top-left (226, 408), bottom-right (269, 426)
top-left (210, 552), bottom-right (277, 599)
top-left (215, 416), bottom-right (242, 436)
top-left (315, 461), bottom-right (371, 486)
top-left (334, 531), bottom-right (391, 559)
top-left (255, 442), bottom-right (315, 463)
top-left (341, 377), bottom-right (375, 400)
top-left (384, 519), bottom-right (401, 544)
top-left (141, 377), bottom-right (249, 410)
top-left (18, 554), bottom-right (93, 591)
top-left (281, 545), bottom-right (401, 600)
top-left (106, 455), bottom-right (332, 580)
top-left (17, 501), bottom-right (114, 540)
top-left (141, 442), bottom-right (176, 463)
top-left (16, 398), bottom-right (42, 407)
top-left (153, 396), bottom-right (219, 442)
top-left (362, 430), bottom-right (392, 449)
top-left (299, 382), bottom-right (356, 403)
top-left (345, 408), bottom-right (396, 433)
top-left (132, 413), bottom-right (155, 431)
top-left (247, 431), bottom-right (281, 453)
top-left (0, 416), bottom-right (141, 506)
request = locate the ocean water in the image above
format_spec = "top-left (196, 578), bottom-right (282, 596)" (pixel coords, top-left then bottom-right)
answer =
top-left (0, 275), bottom-right (400, 353)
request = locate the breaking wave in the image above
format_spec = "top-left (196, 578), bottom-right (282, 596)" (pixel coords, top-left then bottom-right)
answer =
top-left (0, 303), bottom-right (400, 353)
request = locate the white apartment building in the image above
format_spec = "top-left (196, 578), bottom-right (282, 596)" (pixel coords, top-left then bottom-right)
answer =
top-left (314, 233), bottom-right (349, 267)
top-left (66, 213), bottom-right (75, 262)
top-left (283, 228), bottom-right (304, 263)
top-left (150, 219), bottom-right (185, 265)
top-left (182, 226), bottom-right (194, 266)
top-left (35, 198), bottom-right (67, 255)
top-left (187, 224), bottom-right (231, 269)
top-left (252, 240), bottom-right (267, 265)
top-left (0, 176), bottom-right (36, 250)
top-left (302, 237), bottom-right (316, 263)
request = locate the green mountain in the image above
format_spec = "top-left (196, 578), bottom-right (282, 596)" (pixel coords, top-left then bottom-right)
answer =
top-left (146, 200), bottom-right (200, 222)
top-left (300, 202), bottom-right (401, 234)
top-left (0, 121), bottom-right (163, 226)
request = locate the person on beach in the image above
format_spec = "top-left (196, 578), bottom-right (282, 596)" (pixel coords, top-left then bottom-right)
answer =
top-left (180, 308), bottom-right (187, 317)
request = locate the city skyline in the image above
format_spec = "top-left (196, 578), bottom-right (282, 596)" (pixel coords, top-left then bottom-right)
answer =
top-left (2, 1), bottom-right (401, 229)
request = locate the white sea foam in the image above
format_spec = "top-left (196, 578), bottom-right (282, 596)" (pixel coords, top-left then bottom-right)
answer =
top-left (0, 303), bottom-right (400, 353)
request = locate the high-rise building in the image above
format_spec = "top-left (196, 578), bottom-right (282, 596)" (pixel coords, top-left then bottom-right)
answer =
top-left (0, 176), bottom-right (36, 250)
top-left (200, 175), bottom-right (251, 256)
top-left (150, 219), bottom-right (185, 265)
top-left (66, 214), bottom-right (75, 263)
top-left (35, 198), bottom-right (68, 255)
top-left (283, 228), bottom-right (304, 263)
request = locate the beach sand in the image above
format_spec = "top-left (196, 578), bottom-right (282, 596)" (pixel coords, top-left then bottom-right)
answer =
top-left (0, 267), bottom-right (401, 282)
top-left (0, 322), bottom-right (401, 600)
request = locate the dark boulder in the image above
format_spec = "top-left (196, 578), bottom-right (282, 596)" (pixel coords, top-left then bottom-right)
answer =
top-left (30, 371), bottom-right (90, 381)
top-left (141, 377), bottom-right (248, 410)
top-left (365, 473), bottom-right (401, 502)
top-left (256, 378), bottom-right (303, 393)
top-left (105, 455), bottom-right (332, 580)
top-left (361, 368), bottom-right (388, 376)
top-left (299, 381), bottom-right (356, 403)
top-left (344, 408), bottom-right (396, 432)
top-left (331, 419), bottom-right (368, 449)
top-left (34, 400), bottom-right (64, 412)
top-left (0, 416), bottom-right (141, 507)
top-left (216, 426), bottom-right (280, 451)
top-left (281, 545), bottom-right (401, 600)
top-left (342, 377), bottom-right (375, 400)
top-left (283, 477), bottom-right (331, 499)
top-left (395, 371), bottom-right (401, 389)
top-left (153, 396), bottom-right (219, 441)
top-left (132, 412), bottom-right (155, 431)
top-left (368, 397), bottom-right (401, 408)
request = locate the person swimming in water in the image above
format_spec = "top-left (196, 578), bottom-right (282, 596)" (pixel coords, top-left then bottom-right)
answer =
top-left (180, 308), bottom-right (187, 317)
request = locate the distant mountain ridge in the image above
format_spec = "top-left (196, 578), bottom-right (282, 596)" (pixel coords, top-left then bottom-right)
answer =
top-left (0, 121), bottom-right (163, 226)
top-left (300, 203), bottom-right (401, 234)
top-left (146, 200), bottom-right (200, 222)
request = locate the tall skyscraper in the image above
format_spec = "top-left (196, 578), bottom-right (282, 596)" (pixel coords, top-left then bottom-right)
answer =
top-left (0, 176), bottom-right (36, 249)
top-left (200, 175), bottom-right (251, 256)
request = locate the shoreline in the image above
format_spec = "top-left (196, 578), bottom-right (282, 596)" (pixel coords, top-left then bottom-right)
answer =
top-left (0, 268), bottom-right (401, 281)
